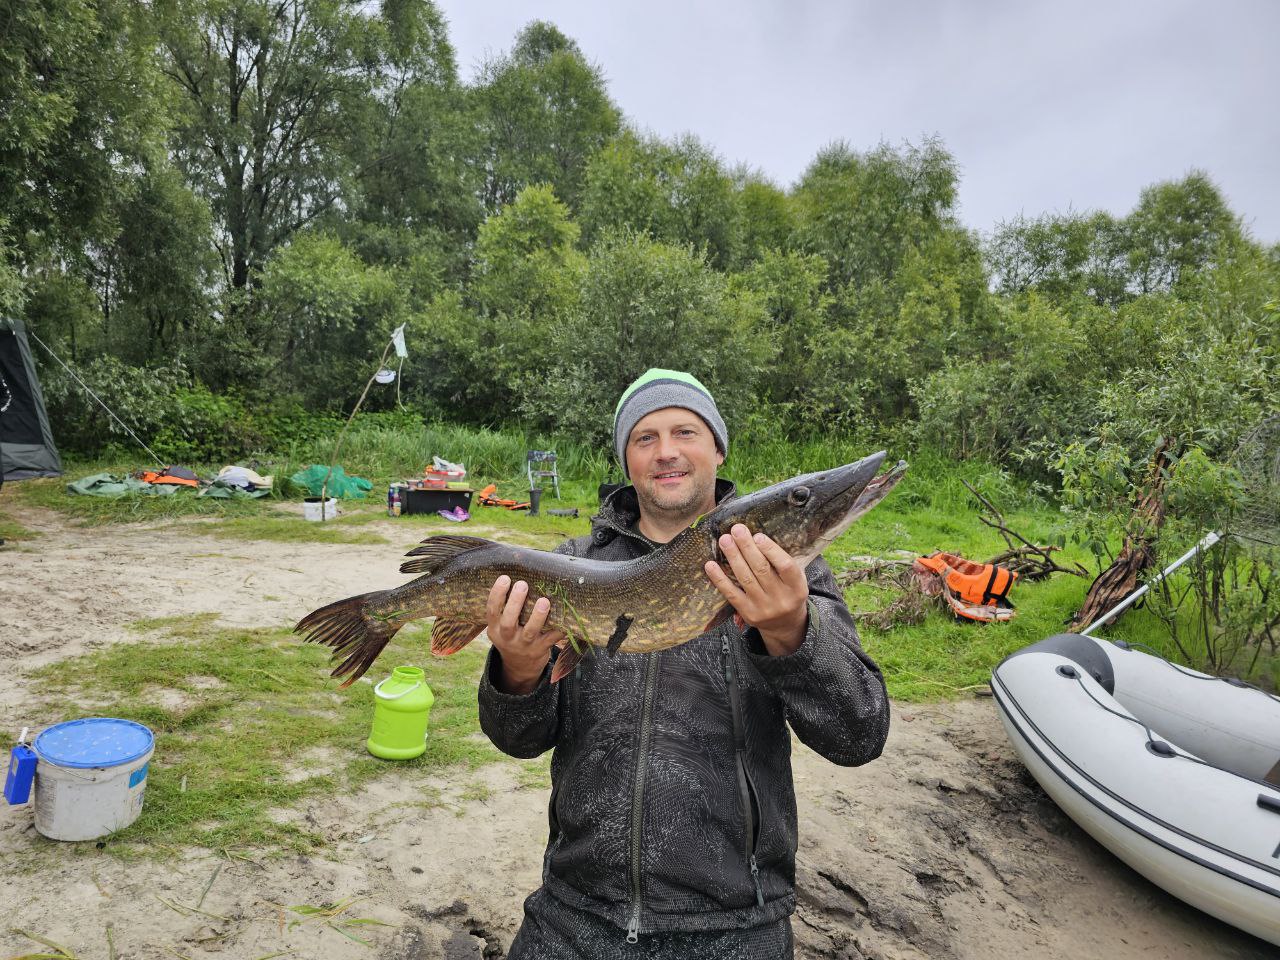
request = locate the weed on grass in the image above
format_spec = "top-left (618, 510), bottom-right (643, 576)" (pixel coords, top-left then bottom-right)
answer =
top-left (27, 616), bottom-right (500, 858)
top-left (283, 898), bottom-right (394, 947)
top-left (7, 927), bottom-right (79, 959)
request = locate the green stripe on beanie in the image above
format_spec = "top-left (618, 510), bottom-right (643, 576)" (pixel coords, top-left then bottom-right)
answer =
top-left (613, 368), bottom-right (728, 479)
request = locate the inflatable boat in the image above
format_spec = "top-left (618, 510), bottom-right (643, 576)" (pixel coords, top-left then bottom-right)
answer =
top-left (991, 633), bottom-right (1280, 946)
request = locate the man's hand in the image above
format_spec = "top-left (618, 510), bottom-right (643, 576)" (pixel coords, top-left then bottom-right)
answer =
top-left (486, 575), bottom-right (565, 694)
top-left (703, 524), bottom-right (809, 656)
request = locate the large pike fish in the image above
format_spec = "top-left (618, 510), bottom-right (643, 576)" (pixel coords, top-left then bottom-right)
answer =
top-left (295, 452), bottom-right (906, 686)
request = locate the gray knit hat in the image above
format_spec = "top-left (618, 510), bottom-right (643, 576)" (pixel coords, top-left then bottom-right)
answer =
top-left (613, 369), bottom-right (728, 478)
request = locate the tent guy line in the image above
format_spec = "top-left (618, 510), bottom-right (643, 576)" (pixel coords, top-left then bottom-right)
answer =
top-left (25, 327), bottom-right (163, 467)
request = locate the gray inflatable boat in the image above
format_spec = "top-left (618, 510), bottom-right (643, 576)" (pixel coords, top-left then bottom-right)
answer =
top-left (992, 633), bottom-right (1280, 946)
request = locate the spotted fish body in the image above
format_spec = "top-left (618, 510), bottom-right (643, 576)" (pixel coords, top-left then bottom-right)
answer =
top-left (295, 452), bottom-right (907, 686)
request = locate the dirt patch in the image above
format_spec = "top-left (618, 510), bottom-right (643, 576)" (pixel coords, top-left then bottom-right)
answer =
top-left (0, 504), bottom-right (1273, 958)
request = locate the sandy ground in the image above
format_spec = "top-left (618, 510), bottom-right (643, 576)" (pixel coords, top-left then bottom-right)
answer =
top-left (0, 501), bottom-right (1274, 960)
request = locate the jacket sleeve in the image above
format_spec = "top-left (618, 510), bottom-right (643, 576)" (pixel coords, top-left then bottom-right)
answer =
top-left (742, 557), bottom-right (890, 766)
top-left (476, 536), bottom-right (580, 759)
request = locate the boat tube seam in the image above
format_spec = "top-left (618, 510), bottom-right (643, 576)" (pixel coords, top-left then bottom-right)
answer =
top-left (991, 671), bottom-right (1280, 892)
top-left (1114, 640), bottom-right (1280, 705)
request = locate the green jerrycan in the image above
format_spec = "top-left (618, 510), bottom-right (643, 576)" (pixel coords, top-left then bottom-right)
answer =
top-left (367, 666), bottom-right (434, 759)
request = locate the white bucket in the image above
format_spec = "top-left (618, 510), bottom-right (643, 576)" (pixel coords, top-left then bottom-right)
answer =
top-left (33, 718), bottom-right (155, 842)
top-left (303, 497), bottom-right (339, 521)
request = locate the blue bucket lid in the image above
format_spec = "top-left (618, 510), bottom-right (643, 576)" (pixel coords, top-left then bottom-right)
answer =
top-left (34, 718), bottom-right (154, 769)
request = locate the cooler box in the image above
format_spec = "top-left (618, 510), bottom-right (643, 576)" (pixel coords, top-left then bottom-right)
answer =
top-left (403, 488), bottom-right (473, 515)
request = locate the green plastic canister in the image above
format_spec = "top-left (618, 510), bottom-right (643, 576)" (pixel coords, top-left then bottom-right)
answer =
top-left (367, 666), bottom-right (434, 759)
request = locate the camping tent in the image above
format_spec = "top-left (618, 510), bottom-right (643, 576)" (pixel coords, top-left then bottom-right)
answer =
top-left (0, 317), bottom-right (62, 481)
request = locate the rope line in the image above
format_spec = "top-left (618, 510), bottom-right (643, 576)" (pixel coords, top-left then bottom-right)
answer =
top-left (1071, 674), bottom-right (1212, 769)
top-left (26, 329), bottom-right (164, 466)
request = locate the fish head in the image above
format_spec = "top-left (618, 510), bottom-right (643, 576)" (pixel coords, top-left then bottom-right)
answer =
top-left (700, 452), bottom-right (908, 567)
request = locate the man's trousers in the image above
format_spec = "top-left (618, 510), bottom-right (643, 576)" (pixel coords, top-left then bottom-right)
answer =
top-left (507, 887), bottom-right (794, 959)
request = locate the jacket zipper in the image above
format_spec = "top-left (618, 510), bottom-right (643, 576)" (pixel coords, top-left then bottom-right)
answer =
top-left (721, 634), bottom-right (766, 907)
top-left (627, 653), bottom-right (659, 943)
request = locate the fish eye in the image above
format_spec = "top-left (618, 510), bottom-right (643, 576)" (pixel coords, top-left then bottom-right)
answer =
top-left (789, 486), bottom-right (811, 506)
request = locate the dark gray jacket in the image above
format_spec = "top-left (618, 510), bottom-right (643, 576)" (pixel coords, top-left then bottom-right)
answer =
top-left (478, 480), bottom-right (890, 938)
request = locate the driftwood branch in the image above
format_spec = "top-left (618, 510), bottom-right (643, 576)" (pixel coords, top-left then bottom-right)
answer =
top-left (1069, 439), bottom-right (1176, 631)
top-left (961, 479), bottom-right (1088, 581)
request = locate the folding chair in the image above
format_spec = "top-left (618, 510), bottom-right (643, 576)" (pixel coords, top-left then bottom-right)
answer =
top-left (526, 450), bottom-right (561, 499)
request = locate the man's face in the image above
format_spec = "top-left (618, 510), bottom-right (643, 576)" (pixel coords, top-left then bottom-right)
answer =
top-left (626, 407), bottom-right (724, 521)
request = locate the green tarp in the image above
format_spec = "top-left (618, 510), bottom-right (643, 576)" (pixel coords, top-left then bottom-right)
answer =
top-left (289, 464), bottom-right (372, 499)
top-left (67, 473), bottom-right (180, 497)
top-left (199, 479), bottom-right (270, 499)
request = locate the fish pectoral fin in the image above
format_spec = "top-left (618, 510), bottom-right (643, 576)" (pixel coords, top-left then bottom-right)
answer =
top-left (605, 614), bottom-right (633, 657)
top-left (703, 602), bottom-right (738, 634)
top-left (430, 618), bottom-right (485, 655)
top-left (550, 642), bottom-right (585, 683)
top-left (400, 535), bottom-right (495, 575)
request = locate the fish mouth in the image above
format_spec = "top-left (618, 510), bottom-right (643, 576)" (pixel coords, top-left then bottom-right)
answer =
top-left (710, 451), bottom-right (908, 567)
top-left (805, 456), bottom-right (908, 558)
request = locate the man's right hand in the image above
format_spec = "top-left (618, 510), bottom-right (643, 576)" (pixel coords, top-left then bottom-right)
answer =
top-left (486, 575), bottom-right (565, 695)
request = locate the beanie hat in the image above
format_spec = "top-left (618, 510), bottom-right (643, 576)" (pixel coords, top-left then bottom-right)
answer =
top-left (613, 369), bottom-right (728, 478)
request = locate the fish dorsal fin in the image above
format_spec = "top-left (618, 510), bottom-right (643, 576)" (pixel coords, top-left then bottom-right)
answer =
top-left (400, 535), bottom-right (495, 575)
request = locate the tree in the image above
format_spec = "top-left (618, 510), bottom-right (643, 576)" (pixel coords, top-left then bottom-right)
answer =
top-left (415, 185), bottom-right (584, 424)
top-left (343, 0), bottom-right (481, 248)
top-left (987, 211), bottom-right (1130, 305)
top-left (158, 0), bottom-right (456, 291)
top-left (580, 132), bottom-right (743, 270)
top-left (737, 176), bottom-right (796, 264)
top-left (90, 163), bottom-right (217, 363)
top-left (254, 230), bottom-right (408, 409)
top-left (0, 0), bottom-right (164, 264)
top-left (473, 21), bottom-right (620, 212)
top-left (792, 138), bottom-right (958, 291)
top-left (1126, 172), bottom-right (1240, 294)
top-left (521, 230), bottom-right (772, 442)
top-left (733, 250), bottom-right (829, 407)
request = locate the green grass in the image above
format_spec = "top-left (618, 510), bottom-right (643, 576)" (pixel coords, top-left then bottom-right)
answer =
top-left (0, 509), bottom-right (37, 542)
top-left (189, 510), bottom-right (390, 545)
top-left (10, 476), bottom-right (272, 525)
top-left (24, 614), bottom-right (505, 857)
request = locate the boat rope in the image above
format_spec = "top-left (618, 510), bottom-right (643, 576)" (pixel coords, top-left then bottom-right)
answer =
top-left (1069, 673), bottom-right (1213, 768)
top-left (1111, 639), bottom-right (1280, 705)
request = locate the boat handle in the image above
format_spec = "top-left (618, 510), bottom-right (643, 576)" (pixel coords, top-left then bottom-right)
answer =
top-left (1259, 794), bottom-right (1280, 815)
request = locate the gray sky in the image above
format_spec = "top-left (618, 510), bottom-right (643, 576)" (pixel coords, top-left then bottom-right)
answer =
top-left (439, 0), bottom-right (1280, 243)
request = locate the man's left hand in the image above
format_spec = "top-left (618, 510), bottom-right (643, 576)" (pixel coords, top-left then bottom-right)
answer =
top-left (704, 524), bottom-right (809, 656)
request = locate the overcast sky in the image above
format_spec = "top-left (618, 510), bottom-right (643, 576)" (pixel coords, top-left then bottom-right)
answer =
top-left (438, 0), bottom-right (1279, 243)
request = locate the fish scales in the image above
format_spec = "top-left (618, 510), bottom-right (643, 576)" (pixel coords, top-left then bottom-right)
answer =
top-left (372, 532), bottom-right (725, 655)
top-left (295, 453), bottom-right (908, 686)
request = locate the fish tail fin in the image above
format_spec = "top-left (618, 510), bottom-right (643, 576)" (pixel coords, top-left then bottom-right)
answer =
top-left (295, 591), bottom-right (401, 688)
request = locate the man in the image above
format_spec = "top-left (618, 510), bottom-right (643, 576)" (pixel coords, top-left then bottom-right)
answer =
top-left (479, 369), bottom-right (890, 958)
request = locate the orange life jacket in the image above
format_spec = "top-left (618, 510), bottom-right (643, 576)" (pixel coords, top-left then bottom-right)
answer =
top-left (138, 468), bottom-right (199, 488)
top-left (912, 552), bottom-right (1017, 623)
top-left (476, 483), bottom-right (530, 511)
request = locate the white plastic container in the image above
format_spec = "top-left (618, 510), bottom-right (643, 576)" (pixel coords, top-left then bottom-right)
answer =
top-left (33, 718), bottom-right (155, 841)
top-left (303, 497), bottom-right (339, 521)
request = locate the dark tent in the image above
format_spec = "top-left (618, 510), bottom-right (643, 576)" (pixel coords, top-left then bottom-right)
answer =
top-left (0, 317), bottom-right (62, 481)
